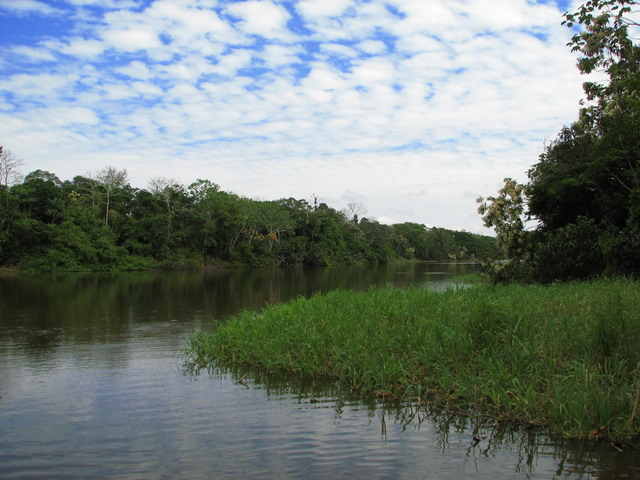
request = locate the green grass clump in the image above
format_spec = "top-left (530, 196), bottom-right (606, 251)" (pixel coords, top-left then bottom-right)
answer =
top-left (186, 278), bottom-right (640, 442)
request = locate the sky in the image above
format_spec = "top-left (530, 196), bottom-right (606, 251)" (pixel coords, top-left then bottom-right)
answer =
top-left (0, 0), bottom-right (591, 233)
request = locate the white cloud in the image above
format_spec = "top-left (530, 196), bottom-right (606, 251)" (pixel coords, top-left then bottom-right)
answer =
top-left (210, 49), bottom-right (253, 76)
top-left (358, 40), bottom-right (387, 55)
top-left (131, 81), bottom-right (163, 96)
top-left (302, 63), bottom-right (346, 90)
top-left (0, 0), bottom-right (593, 232)
top-left (387, 0), bottom-right (458, 36)
top-left (462, 0), bottom-right (558, 31)
top-left (59, 38), bottom-right (107, 58)
top-left (295, 1), bottom-right (392, 42)
top-left (10, 45), bottom-right (57, 62)
top-left (396, 34), bottom-right (445, 54)
top-left (0, 0), bottom-right (59, 15)
top-left (102, 83), bottom-right (139, 100)
top-left (102, 29), bottom-right (163, 52)
top-left (350, 57), bottom-right (396, 85)
top-left (45, 106), bottom-right (101, 126)
top-left (295, 0), bottom-right (353, 19)
top-left (321, 42), bottom-right (358, 59)
top-left (147, 1), bottom-right (243, 45)
top-left (63, 0), bottom-right (142, 7)
top-left (162, 62), bottom-right (204, 82)
top-left (224, 0), bottom-right (292, 39)
top-left (0, 73), bottom-right (69, 98)
top-left (260, 44), bottom-right (302, 68)
top-left (116, 60), bottom-right (153, 80)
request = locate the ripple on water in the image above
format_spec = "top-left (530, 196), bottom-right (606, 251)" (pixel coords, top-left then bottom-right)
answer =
top-left (2, 267), bottom-right (639, 479)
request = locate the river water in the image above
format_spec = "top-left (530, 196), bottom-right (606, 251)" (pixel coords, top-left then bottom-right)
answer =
top-left (0, 263), bottom-right (637, 479)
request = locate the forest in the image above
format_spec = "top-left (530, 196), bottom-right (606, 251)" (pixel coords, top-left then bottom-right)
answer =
top-left (0, 158), bottom-right (501, 271)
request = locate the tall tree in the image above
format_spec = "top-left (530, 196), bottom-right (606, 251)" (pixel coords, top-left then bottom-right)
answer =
top-left (0, 146), bottom-right (24, 188)
top-left (0, 147), bottom-right (23, 238)
top-left (96, 166), bottom-right (128, 227)
top-left (148, 176), bottom-right (187, 251)
top-left (493, 0), bottom-right (640, 281)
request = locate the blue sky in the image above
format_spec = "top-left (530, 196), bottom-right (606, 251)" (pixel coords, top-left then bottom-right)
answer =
top-left (0, 0), bottom-right (591, 232)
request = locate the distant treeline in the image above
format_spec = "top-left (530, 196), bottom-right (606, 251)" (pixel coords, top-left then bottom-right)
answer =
top-left (0, 165), bottom-right (501, 271)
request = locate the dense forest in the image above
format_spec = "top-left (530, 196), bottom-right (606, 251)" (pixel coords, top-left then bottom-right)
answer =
top-left (0, 158), bottom-right (501, 271)
top-left (478, 0), bottom-right (640, 283)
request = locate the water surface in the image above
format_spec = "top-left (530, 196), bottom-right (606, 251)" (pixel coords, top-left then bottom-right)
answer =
top-left (0, 264), bottom-right (637, 479)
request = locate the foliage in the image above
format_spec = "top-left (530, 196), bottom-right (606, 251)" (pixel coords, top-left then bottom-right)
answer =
top-left (477, 178), bottom-right (528, 259)
top-left (96, 166), bottom-right (128, 227)
top-left (476, 178), bottom-right (531, 282)
top-left (563, 0), bottom-right (639, 79)
top-left (0, 159), bottom-right (501, 271)
top-left (480, 0), bottom-right (640, 282)
top-left (185, 278), bottom-right (640, 442)
top-left (528, 216), bottom-right (606, 283)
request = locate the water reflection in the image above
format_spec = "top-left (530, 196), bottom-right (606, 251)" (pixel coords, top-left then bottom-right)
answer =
top-left (202, 366), bottom-right (640, 480)
top-left (1, 265), bottom-right (638, 479)
top-left (0, 263), bottom-right (473, 355)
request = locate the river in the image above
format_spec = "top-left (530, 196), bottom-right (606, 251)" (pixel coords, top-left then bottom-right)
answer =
top-left (0, 263), bottom-right (637, 479)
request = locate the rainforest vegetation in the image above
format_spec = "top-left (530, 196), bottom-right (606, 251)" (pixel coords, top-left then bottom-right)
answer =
top-left (478, 0), bottom-right (640, 283)
top-left (0, 156), bottom-right (501, 271)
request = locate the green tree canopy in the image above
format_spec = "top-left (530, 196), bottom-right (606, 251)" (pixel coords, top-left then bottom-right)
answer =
top-left (481, 0), bottom-right (640, 282)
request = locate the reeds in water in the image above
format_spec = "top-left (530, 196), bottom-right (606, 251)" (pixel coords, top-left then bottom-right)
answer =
top-left (186, 278), bottom-right (640, 442)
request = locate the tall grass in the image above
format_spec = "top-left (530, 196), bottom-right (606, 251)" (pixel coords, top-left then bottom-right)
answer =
top-left (186, 278), bottom-right (640, 442)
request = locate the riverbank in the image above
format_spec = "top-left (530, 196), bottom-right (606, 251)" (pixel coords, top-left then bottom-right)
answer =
top-left (186, 278), bottom-right (640, 444)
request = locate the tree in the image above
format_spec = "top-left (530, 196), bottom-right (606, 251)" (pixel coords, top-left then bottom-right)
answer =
top-left (563, 0), bottom-right (639, 79)
top-left (0, 147), bottom-right (24, 243)
top-left (186, 180), bottom-right (224, 258)
top-left (393, 223), bottom-right (430, 259)
top-left (491, 0), bottom-right (640, 282)
top-left (477, 178), bottom-right (528, 259)
top-left (119, 189), bottom-right (165, 258)
top-left (476, 178), bottom-right (531, 281)
top-left (527, 126), bottom-right (598, 230)
top-left (343, 201), bottom-right (367, 223)
top-left (67, 174), bottom-right (101, 213)
top-left (0, 146), bottom-right (24, 188)
top-left (299, 203), bottom-right (347, 265)
top-left (13, 173), bottom-right (67, 225)
top-left (148, 176), bottom-right (182, 216)
top-left (0, 172), bottom-right (68, 267)
top-left (255, 201), bottom-right (294, 252)
top-left (564, 0), bottom-right (640, 195)
top-left (358, 218), bottom-right (397, 263)
top-left (148, 176), bottom-right (187, 251)
top-left (40, 190), bottom-right (124, 270)
top-left (96, 166), bottom-right (128, 227)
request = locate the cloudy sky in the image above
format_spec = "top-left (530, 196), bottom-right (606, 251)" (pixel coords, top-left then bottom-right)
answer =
top-left (0, 0), bottom-right (590, 232)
